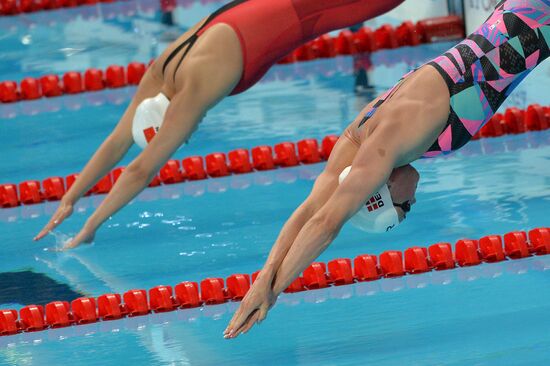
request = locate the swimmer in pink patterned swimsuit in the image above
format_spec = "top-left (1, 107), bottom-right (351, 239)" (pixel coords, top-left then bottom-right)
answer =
top-left (227, 0), bottom-right (550, 338)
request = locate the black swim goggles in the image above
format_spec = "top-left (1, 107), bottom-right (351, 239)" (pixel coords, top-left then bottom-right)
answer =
top-left (393, 200), bottom-right (411, 214)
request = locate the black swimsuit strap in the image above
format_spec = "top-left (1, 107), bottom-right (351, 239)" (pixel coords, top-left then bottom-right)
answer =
top-left (162, 36), bottom-right (196, 76)
top-left (161, 0), bottom-right (249, 81)
top-left (169, 35), bottom-right (198, 82)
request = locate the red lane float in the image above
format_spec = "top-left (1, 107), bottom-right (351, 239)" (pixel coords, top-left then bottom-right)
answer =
top-left (380, 250), bottom-right (405, 277)
top-left (353, 27), bottom-right (376, 53)
top-left (297, 139), bottom-right (321, 164)
top-left (0, 184), bottom-right (19, 208)
top-left (63, 71), bottom-right (83, 94)
top-left (327, 258), bottom-right (354, 285)
top-left (226, 274), bottom-right (250, 300)
top-left (0, 81), bottom-right (18, 103)
top-left (251, 146), bottom-right (275, 171)
top-left (0, 0), bottom-right (125, 16)
top-left (200, 278), bottom-right (226, 304)
top-left (0, 310), bottom-right (20, 335)
top-left (19, 305), bottom-right (46, 331)
top-left (303, 262), bottom-right (328, 289)
top-left (455, 239), bottom-right (481, 266)
top-left (529, 228), bottom-right (550, 254)
top-left (18, 181), bottom-right (42, 205)
top-left (334, 30), bottom-right (356, 55)
top-left (20, 78), bottom-right (41, 100)
top-left (45, 301), bottom-right (73, 328)
top-left (503, 231), bottom-right (530, 259)
top-left (321, 135), bottom-right (338, 160)
top-left (228, 149), bottom-right (252, 174)
top-left (206, 153), bottom-right (229, 178)
top-left (97, 294), bottom-right (125, 320)
top-left (353, 254), bottom-right (380, 281)
top-left (429, 243), bottom-right (455, 270)
top-left (40, 75), bottom-right (62, 97)
top-left (182, 157), bottom-right (207, 180)
top-left (396, 21), bottom-right (421, 47)
top-left (106, 65), bottom-right (126, 88)
top-left (374, 24), bottom-right (398, 50)
top-left (149, 286), bottom-right (177, 312)
top-left (111, 167), bottom-right (125, 183)
top-left (42, 177), bottom-right (65, 201)
top-left (274, 142), bottom-right (299, 167)
top-left (71, 297), bottom-right (98, 324)
top-left (311, 34), bottom-right (337, 58)
top-left (84, 69), bottom-right (104, 91)
top-left (1, 227), bottom-right (549, 336)
top-left (0, 0), bottom-right (19, 16)
top-left (175, 282), bottom-right (201, 308)
top-left (404, 247), bottom-right (430, 274)
top-left (479, 235), bottom-right (505, 262)
top-left (284, 277), bottom-right (305, 293)
top-left (127, 62), bottom-right (146, 85)
top-left (159, 160), bottom-right (185, 184)
top-left (123, 289), bottom-right (149, 316)
top-left (416, 15), bottom-right (465, 43)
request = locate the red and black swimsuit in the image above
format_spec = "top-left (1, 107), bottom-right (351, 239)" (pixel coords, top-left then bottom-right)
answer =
top-left (162, 0), bottom-right (404, 95)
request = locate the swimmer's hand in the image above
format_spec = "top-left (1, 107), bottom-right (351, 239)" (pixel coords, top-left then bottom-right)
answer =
top-left (61, 224), bottom-right (95, 251)
top-left (224, 275), bottom-right (277, 339)
top-left (34, 199), bottom-right (74, 241)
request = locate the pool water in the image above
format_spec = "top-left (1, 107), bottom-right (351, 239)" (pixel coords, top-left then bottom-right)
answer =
top-left (1, 1), bottom-right (550, 365)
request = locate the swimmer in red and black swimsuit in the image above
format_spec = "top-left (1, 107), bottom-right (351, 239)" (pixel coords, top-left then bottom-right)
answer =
top-left (163, 0), bottom-right (405, 94)
top-left (34, 0), bottom-right (405, 249)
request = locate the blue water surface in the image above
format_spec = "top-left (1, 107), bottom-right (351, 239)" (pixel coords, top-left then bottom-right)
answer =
top-left (0, 1), bottom-right (550, 365)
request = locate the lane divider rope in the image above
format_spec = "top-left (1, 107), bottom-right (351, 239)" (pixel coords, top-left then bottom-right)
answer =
top-left (1, 103), bottom-right (549, 209)
top-left (0, 0), bottom-right (123, 16)
top-left (0, 16), bottom-right (465, 104)
top-left (0, 227), bottom-right (548, 336)
top-left (0, 0), bottom-right (210, 16)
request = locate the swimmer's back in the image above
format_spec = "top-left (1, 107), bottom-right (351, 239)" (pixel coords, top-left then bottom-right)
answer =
top-left (158, 0), bottom-right (405, 95)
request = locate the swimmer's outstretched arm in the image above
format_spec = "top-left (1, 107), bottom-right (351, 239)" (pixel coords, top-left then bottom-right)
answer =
top-left (225, 127), bottom-right (401, 338)
top-left (226, 103), bottom-right (443, 337)
top-left (240, 134), bottom-right (359, 297)
top-left (62, 48), bottom-right (242, 250)
top-left (34, 66), bottom-right (164, 241)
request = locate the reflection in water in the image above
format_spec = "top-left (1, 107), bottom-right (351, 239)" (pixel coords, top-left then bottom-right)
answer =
top-left (0, 271), bottom-right (83, 307)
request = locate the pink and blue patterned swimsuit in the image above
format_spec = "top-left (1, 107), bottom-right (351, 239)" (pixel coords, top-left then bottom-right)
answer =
top-left (359, 0), bottom-right (550, 157)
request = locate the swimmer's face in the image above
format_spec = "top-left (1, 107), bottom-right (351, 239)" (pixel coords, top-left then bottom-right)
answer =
top-left (387, 164), bottom-right (419, 222)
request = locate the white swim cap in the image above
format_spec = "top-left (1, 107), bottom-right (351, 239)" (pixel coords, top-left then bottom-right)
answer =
top-left (338, 166), bottom-right (400, 233)
top-left (132, 93), bottom-right (170, 149)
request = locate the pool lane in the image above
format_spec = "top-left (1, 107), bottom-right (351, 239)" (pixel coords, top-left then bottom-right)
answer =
top-left (1, 129), bottom-right (549, 309)
top-left (1, 255), bottom-right (550, 366)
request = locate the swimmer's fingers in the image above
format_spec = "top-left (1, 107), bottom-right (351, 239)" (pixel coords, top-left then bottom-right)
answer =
top-left (226, 301), bottom-right (272, 339)
top-left (225, 297), bottom-right (258, 338)
top-left (257, 303), bottom-right (270, 324)
top-left (224, 305), bottom-right (249, 338)
top-left (34, 203), bottom-right (73, 241)
top-left (62, 226), bottom-right (95, 251)
top-left (239, 311), bottom-right (260, 336)
top-left (231, 310), bottom-right (260, 339)
top-left (34, 214), bottom-right (63, 241)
